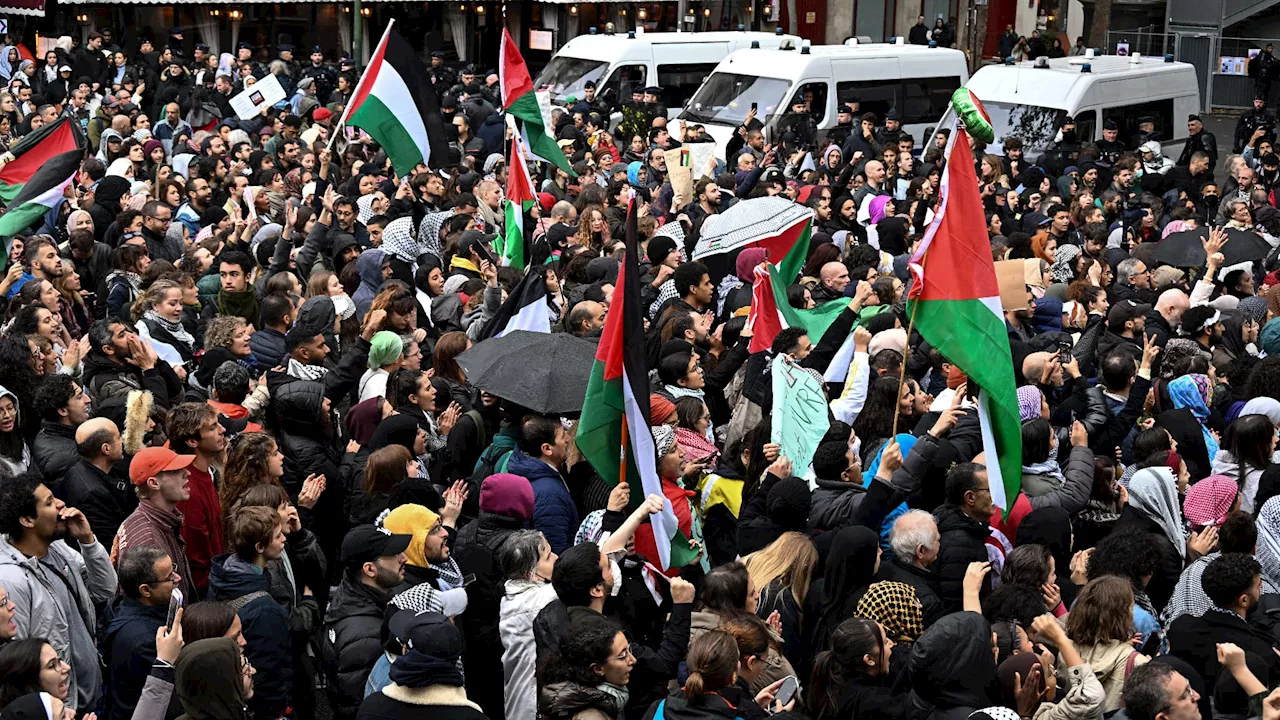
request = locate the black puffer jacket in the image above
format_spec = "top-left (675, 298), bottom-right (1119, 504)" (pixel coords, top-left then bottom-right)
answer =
top-left (322, 577), bottom-right (390, 720)
top-left (271, 377), bottom-right (345, 559)
top-left (876, 558), bottom-right (946, 628)
top-left (32, 421), bottom-right (78, 488)
top-left (454, 512), bottom-right (523, 720)
top-left (808, 477), bottom-right (867, 532)
top-left (80, 350), bottom-right (183, 410)
top-left (906, 612), bottom-right (996, 720)
top-left (540, 681), bottom-right (619, 720)
top-left (931, 504), bottom-right (992, 615)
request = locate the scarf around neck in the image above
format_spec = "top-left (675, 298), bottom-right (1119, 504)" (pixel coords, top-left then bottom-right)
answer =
top-left (217, 287), bottom-right (260, 324)
top-left (145, 309), bottom-right (195, 349)
top-left (287, 357), bottom-right (328, 382)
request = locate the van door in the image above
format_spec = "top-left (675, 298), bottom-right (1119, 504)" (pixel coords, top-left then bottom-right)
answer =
top-left (657, 60), bottom-right (724, 110)
top-left (832, 57), bottom-right (902, 121)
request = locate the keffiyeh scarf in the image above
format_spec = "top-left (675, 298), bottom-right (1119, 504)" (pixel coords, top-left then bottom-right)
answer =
top-left (287, 358), bottom-right (328, 382)
top-left (144, 310), bottom-right (195, 350)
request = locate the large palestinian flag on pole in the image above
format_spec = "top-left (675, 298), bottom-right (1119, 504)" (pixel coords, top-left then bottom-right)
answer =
top-left (577, 199), bottom-right (696, 571)
top-left (339, 21), bottom-right (450, 175)
top-left (0, 117), bottom-right (80, 203)
top-left (0, 147), bottom-right (81, 260)
top-left (746, 218), bottom-right (851, 354)
top-left (500, 28), bottom-right (575, 177)
top-left (495, 135), bottom-right (536, 270)
top-left (906, 119), bottom-right (1022, 514)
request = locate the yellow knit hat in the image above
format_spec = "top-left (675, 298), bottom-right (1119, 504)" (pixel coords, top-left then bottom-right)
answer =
top-left (381, 503), bottom-right (440, 569)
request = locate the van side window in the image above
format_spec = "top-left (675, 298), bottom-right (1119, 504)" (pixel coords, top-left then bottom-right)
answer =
top-left (837, 80), bottom-right (897, 122)
top-left (790, 82), bottom-right (828, 124)
top-left (656, 63), bottom-right (719, 109)
top-left (1102, 99), bottom-right (1173, 148)
top-left (901, 77), bottom-right (961, 124)
top-left (1074, 110), bottom-right (1097, 144)
top-left (605, 64), bottom-right (648, 105)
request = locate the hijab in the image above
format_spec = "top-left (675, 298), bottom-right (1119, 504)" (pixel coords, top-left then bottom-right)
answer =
top-left (1127, 467), bottom-right (1186, 560)
top-left (1168, 374), bottom-right (1220, 460)
top-left (1050, 243), bottom-right (1080, 284)
top-left (816, 526), bottom-right (881, 642)
top-left (856, 580), bottom-right (924, 644)
top-left (1182, 474), bottom-right (1238, 529)
top-left (368, 413), bottom-right (421, 453)
top-left (174, 638), bottom-right (250, 720)
top-left (1242, 397), bottom-right (1280, 427)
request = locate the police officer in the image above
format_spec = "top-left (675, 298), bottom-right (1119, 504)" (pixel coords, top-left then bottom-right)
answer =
top-left (427, 51), bottom-right (451, 97)
top-left (1129, 115), bottom-right (1161, 150)
top-left (1093, 119), bottom-right (1125, 165)
top-left (190, 43), bottom-right (209, 74)
top-left (1235, 96), bottom-right (1276, 153)
top-left (828, 104), bottom-right (857, 149)
top-left (301, 46), bottom-right (338, 107)
top-left (876, 108), bottom-right (905, 147)
top-left (278, 44), bottom-right (301, 80)
top-left (1178, 114), bottom-right (1219, 170)
top-left (447, 64), bottom-right (478, 99)
top-left (642, 86), bottom-right (668, 122)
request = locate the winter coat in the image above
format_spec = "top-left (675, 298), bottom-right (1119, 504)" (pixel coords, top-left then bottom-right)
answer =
top-left (81, 349), bottom-right (183, 410)
top-left (271, 378), bottom-right (342, 540)
top-left (905, 612), bottom-right (996, 720)
top-left (876, 558), bottom-right (946, 628)
top-left (808, 478), bottom-right (867, 532)
top-left (1028, 663), bottom-right (1105, 720)
top-left (499, 579), bottom-right (559, 720)
top-left (540, 681), bottom-right (618, 720)
top-left (357, 683), bottom-right (489, 720)
top-left (831, 672), bottom-right (913, 720)
top-left (323, 576), bottom-right (391, 720)
top-left (1020, 446), bottom-right (1096, 515)
top-left (688, 611), bottom-right (795, 694)
top-left (32, 421), bottom-right (79, 487)
top-left (1076, 640), bottom-right (1147, 713)
top-left (639, 689), bottom-right (744, 720)
top-left (931, 505), bottom-right (992, 615)
top-left (130, 669), bottom-right (177, 720)
top-left (248, 328), bottom-right (288, 372)
top-left (454, 511), bottom-right (525, 720)
top-left (101, 596), bottom-right (167, 720)
top-left (206, 554), bottom-right (292, 719)
top-left (507, 449), bottom-right (578, 554)
top-left (61, 458), bottom-right (137, 543)
top-left (0, 535), bottom-right (118, 710)
top-left (1166, 608), bottom-right (1280, 689)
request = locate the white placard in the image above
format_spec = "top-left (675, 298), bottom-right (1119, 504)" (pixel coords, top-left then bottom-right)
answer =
top-left (230, 73), bottom-right (286, 120)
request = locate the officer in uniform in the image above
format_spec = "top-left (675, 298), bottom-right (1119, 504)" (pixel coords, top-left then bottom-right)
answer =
top-left (876, 108), bottom-right (905, 148)
top-left (1235, 96), bottom-right (1276, 153)
top-left (427, 51), bottom-right (451, 97)
top-left (828, 104), bottom-right (857, 149)
top-left (1093, 119), bottom-right (1126, 166)
top-left (301, 46), bottom-right (338, 108)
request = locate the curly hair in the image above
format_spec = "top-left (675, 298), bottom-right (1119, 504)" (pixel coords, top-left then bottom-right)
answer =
top-left (1065, 575), bottom-right (1134, 647)
top-left (219, 432), bottom-right (281, 516)
top-left (537, 609), bottom-right (621, 690)
top-left (203, 315), bottom-right (248, 352)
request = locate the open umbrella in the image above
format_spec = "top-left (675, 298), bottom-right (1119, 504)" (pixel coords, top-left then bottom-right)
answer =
top-left (454, 330), bottom-right (598, 414)
top-left (692, 196), bottom-right (814, 260)
top-left (1152, 227), bottom-right (1272, 269)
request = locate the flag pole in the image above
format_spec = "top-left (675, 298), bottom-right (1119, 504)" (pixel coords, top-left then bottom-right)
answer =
top-left (890, 255), bottom-right (926, 438)
top-left (328, 18), bottom-right (396, 152)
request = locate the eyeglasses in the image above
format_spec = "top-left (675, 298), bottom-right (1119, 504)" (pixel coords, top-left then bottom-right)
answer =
top-left (145, 570), bottom-right (181, 585)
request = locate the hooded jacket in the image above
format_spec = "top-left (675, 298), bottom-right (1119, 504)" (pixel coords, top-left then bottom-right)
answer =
top-left (500, 579), bottom-right (559, 720)
top-left (175, 638), bottom-right (252, 720)
top-left (353, 250), bottom-right (386, 320)
top-left (906, 612), bottom-right (996, 720)
top-left (0, 384), bottom-right (30, 476)
top-left (101, 595), bottom-right (167, 720)
top-left (206, 553), bottom-right (292, 718)
top-left (0, 535), bottom-right (118, 711)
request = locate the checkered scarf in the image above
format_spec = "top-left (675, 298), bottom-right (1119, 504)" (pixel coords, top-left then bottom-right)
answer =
top-left (855, 581), bottom-right (924, 644)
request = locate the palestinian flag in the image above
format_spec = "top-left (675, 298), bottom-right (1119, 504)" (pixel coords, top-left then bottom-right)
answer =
top-left (0, 117), bottom-right (80, 203)
top-left (0, 147), bottom-right (80, 253)
top-left (495, 136), bottom-right (536, 270)
top-left (500, 28), bottom-right (575, 177)
top-left (577, 199), bottom-right (696, 572)
top-left (906, 119), bottom-right (1022, 514)
top-left (478, 264), bottom-right (549, 340)
top-left (339, 21), bottom-right (450, 175)
top-left (746, 218), bottom-right (851, 355)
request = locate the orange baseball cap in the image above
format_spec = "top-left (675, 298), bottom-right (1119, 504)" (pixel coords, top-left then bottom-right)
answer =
top-left (129, 447), bottom-right (196, 486)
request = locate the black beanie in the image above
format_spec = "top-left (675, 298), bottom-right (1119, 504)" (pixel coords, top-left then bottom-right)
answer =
top-left (766, 477), bottom-right (812, 531)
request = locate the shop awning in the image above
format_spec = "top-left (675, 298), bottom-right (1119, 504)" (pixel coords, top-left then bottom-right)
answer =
top-left (0, 0), bottom-right (43, 16)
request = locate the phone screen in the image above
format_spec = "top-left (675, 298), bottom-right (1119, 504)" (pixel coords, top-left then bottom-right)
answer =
top-left (751, 101), bottom-right (758, 112)
top-left (776, 676), bottom-right (799, 706)
top-left (166, 588), bottom-right (184, 631)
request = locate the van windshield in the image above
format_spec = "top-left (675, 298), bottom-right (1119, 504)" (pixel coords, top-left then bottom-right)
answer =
top-left (534, 56), bottom-right (609, 102)
top-left (981, 101), bottom-right (1069, 156)
top-left (679, 72), bottom-right (790, 126)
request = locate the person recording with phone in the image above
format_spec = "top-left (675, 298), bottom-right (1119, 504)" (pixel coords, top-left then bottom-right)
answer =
top-left (101, 546), bottom-right (181, 720)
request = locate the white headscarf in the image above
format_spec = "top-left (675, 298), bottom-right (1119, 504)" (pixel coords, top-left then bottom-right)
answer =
top-left (1127, 466), bottom-right (1186, 560)
top-left (1242, 397), bottom-right (1280, 427)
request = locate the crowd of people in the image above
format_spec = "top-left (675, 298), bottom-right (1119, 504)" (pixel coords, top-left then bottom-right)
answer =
top-left (0, 23), bottom-right (1277, 720)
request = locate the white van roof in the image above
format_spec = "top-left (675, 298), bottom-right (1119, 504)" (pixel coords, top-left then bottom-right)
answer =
top-left (964, 56), bottom-right (1198, 110)
top-left (712, 43), bottom-right (968, 79)
top-left (554, 31), bottom-right (801, 62)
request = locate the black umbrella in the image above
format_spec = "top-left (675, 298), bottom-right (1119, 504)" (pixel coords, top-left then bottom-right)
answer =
top-left (1152, 227), bottom-right (1273, 269)
top-left (454, 330), bottom-right (598, 414)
